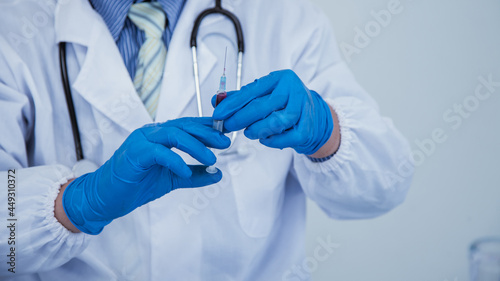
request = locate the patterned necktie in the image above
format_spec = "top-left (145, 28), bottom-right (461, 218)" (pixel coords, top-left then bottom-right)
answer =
top-left (128, 2), bottom-right (167, 119)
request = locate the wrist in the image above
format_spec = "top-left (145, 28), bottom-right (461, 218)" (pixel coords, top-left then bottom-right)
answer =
top-left (55, 178), bottom-right (81, 233)
top-left (62, 173), bottom-right (109, 235)
top-left (308, 104), bottom-right (341, 159)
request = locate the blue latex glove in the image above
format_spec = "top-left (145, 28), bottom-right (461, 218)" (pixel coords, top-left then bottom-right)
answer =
top-left (212, 70), bottom-right (333, 155)
top-left (63, 117), bottom-right (230, 234)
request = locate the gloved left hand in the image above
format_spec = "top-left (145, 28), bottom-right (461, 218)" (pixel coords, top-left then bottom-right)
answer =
top-left (212, 69), bottom-right (333, 155)
top-left (63, 117), bottom-right (230, 235)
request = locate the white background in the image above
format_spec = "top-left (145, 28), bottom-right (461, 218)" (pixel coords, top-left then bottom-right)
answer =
top-left (305, 0), bottom-right (500, 280)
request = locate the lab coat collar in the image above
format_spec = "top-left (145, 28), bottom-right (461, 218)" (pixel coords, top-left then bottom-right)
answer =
top-left (55, 0), bottom-right (152, 132)
top-left (54, 0), bottom-right (98, 46)
top-left (54, 0), bottom-right (231, 132)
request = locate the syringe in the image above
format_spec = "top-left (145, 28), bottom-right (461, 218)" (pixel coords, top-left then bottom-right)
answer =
top-left (213, 48), bottom-right (228, 132)
top-left (206, 48), bottom-right (229, 174)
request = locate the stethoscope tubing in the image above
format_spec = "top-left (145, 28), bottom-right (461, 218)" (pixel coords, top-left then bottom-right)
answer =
top-left (190, 0), bottom-right (245, 152)
top-left (59, 42), bottom-right (84, 161)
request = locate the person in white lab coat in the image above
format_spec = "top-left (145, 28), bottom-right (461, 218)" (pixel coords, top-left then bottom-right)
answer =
top-left (0, 0), bottom-right (413, 280)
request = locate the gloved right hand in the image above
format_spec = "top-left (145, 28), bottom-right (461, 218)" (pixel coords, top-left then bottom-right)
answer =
top-left (62, 117), bottom-right (230, 235)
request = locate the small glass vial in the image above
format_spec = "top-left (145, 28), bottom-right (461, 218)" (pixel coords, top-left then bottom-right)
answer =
top-left (470, 237), bottom-right (500, 281)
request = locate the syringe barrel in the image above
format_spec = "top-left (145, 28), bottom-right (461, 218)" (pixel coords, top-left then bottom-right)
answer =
top-left (213, 91), bottom-right (227, 132)
top-left (215, 91), bottom-right (227, 106)
top-left (213, 120), bottom-right (224, 132)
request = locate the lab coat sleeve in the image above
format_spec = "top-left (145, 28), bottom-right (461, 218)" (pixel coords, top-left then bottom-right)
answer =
top-left (290, 7), bottom-right (413, 219)
top-left (0, 43), bottom-right (90, 275)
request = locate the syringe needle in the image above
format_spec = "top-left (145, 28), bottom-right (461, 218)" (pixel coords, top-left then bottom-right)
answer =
top-left (223, 46), bottom-right (227, 75)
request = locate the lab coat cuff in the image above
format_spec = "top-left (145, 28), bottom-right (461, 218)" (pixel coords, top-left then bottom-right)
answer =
top-left (296, 98), bottom-right (354, 172)
top-left (41, 168), bottom-right (90, 246)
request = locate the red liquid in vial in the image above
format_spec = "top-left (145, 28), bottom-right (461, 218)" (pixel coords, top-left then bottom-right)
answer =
top-left (215, 92), bottom-right (227, 107)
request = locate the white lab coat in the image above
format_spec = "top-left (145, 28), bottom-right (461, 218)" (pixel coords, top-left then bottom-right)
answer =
top-left (0, 0), bottom-right (412, 280)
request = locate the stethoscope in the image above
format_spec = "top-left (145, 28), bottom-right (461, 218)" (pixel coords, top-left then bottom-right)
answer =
top-left (59, 0), bottom-right (244, 161)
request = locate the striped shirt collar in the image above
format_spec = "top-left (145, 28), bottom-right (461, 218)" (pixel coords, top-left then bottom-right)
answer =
top-left (89, 0), bottom-right (187, 41)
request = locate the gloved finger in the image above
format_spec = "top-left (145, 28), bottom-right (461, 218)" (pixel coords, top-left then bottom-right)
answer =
top-left (179, 120), bottom-right (231, 149)
top-left (151, 144), bottom-right (192, 178)
top-left (243, 111), bottom-right (296, 140)
top-left (166, 117), bottom-right (214, 127)
top-left (175, 165), bottom-right (223, 189)
top-left (223, 91), bottom-right (288, 132)
top-left (211, 92), bottom-right (230, 108)
top-left (146, 127), bottom-right (217, 166)
top-left (243, 102), bottom-right (301, 140)
top-left (258, 128), bottom-right (306, 150)
top-left (211, 90), bottom-right (238, 111)
top-left (159, 117), bottom-right (231, 145)
top-left (213, 72), bottom-right (281, 120)
top-left (210, 93), bottom-right (217, 108)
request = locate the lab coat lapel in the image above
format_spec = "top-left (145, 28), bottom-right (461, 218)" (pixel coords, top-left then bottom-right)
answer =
top-left (155, 0), bottom-right (220, 121)
top-left (54, 0), bottom-right (151, 133)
